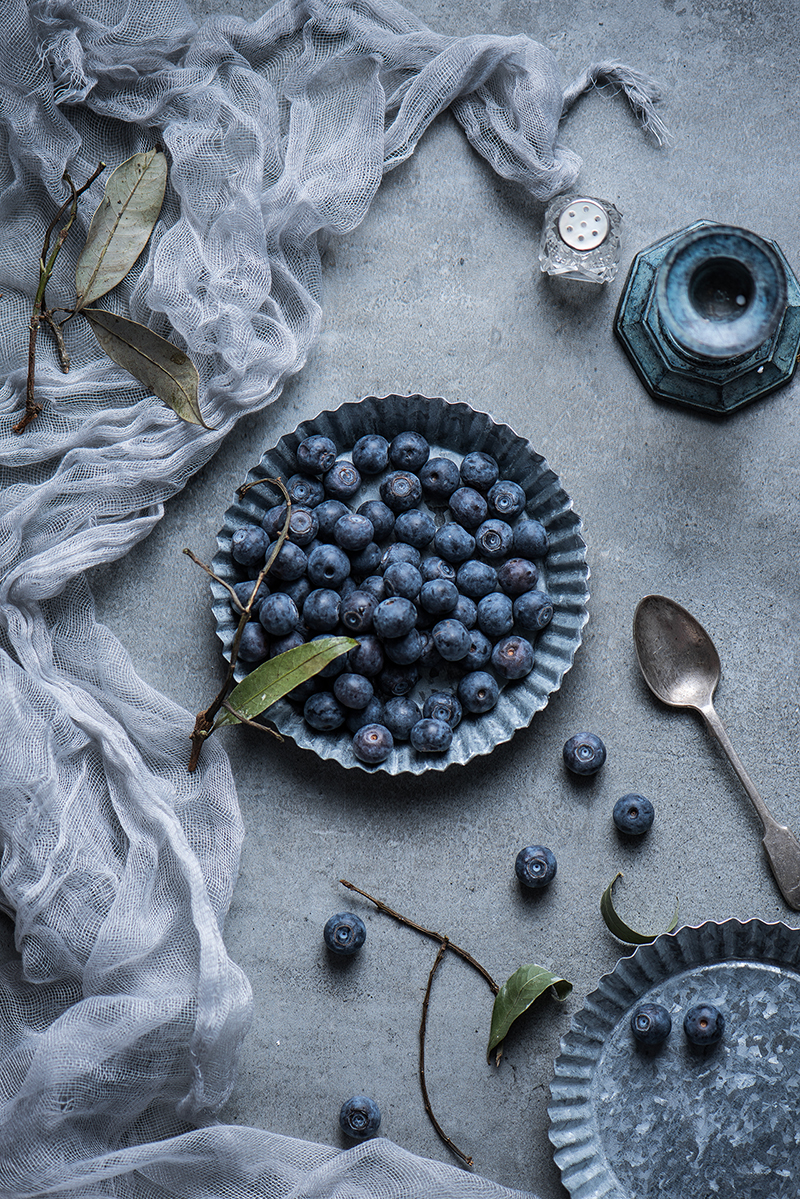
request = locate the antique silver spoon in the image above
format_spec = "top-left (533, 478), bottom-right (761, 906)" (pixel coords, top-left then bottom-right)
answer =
top-left (633, 593), bottom-right (800, 910)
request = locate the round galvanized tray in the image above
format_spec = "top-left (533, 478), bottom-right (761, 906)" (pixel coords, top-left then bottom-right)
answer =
top-left (548, 919), bottom-right (800, 1199)
top-left (210, 393), bottom-right (589, 774)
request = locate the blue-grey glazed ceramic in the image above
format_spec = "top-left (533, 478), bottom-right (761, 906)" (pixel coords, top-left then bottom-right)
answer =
top-left (211, 394), bottom-right (589, 774)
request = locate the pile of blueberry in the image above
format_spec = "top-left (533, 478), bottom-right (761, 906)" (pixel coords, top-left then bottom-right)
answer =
top-left (226, 426), bottom-right (555, 765)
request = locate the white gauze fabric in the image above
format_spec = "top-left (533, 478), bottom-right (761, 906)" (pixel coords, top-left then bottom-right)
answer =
top-left (0, 1), bottom-right (665, 1195)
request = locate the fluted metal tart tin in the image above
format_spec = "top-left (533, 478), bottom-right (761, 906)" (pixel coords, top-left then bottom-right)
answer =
top-left (211, 393), bottom-right (589, 774)
top-left (548, 919), bottom-right (800, 1198)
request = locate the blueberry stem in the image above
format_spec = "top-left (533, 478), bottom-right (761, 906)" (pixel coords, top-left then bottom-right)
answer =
top-left (186, 479), bottom-right (292, 772)
top-left (419, 938), bottom-right (473, 1168)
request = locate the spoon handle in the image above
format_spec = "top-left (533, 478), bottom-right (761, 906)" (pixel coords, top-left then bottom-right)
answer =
top-left (699, 701), bottom-right (777, 832)
top-left (700, 700), bottom-right (800, 910)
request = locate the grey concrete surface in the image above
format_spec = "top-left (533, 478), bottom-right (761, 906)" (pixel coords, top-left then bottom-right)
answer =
top-left (87, 1), bottom-right (800, 1194)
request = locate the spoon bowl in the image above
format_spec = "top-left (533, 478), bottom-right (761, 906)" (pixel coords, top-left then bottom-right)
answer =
top-left (633, 594), bottom-right (800, 911)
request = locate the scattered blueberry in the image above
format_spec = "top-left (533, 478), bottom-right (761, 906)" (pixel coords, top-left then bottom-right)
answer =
top-left (451, 594), bottom-right (477, 628)
top-left (346, 696), bottom-right (385, 733)
top-left (285, 507), bottom-right (319, 546)
top-left (457, 670), bottom-right (500, 713)
top-left (683, 1003), bottom-right (725, 1046)
top-left (460, 629), bottom-right (493, 671)
top-left (339, 1095), bottom-right (381, 1138)
top-left (513, 590), bottom-right (554, 632)
top-left (613, 794), bottom-right (655, 836)
top-left (352, 722), bottom-right (394, 763)
top-left (515, 844), bottom-right (557, 888)
top-left (324, 912), bottom-right (366, 955)
top-left (380, 542), bottom-right (421, 571)
top-left (419, 556), bottom-right (456, 583)
top-left (349, 541), bottom-right (382, 575)
top-left (563, 731), bottom-right (606, 775)
top-left (269, 540), bottom-right (308, 581)
top-left (491, 634), bottom-right (535, 680)
top-left (347, 634), bottom-right (384, 677)
top-left (231, 578), bottom-right (270, 617)
top-left (630, 1002), bottom-right (672, 1046)
top-left (383, 627), bottom-right (423, 664)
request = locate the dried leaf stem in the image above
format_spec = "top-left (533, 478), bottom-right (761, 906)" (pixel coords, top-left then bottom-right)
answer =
top-left (185, 478), bottom-right (291, 771)
top-left (14, 163), bottom-right (105, 434)
top-left (340, 879), bottom-right (499, 1168)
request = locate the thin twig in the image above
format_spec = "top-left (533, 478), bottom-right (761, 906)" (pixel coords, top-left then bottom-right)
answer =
top-left (419, 939), bottom-right (473, 1168)
top-left (339, 880), bottom-right (499, 994)
top-left (220, 699), bottom-right (283, 740)
top-left (186, 481), bottom-right (291, 771)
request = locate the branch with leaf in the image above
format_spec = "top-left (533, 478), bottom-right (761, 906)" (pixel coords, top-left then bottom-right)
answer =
top-left (15, 148), bottom-right (205, 433)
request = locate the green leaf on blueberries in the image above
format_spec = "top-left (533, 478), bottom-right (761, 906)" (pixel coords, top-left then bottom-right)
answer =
top-left (600, 872), bottom-right (679, 945)
top-left (214, 636), bottom-right (357, 729)
top-left (75, 149), bottom-right (167, 310)
top-left (487, 964), bottom-right (572, 1063)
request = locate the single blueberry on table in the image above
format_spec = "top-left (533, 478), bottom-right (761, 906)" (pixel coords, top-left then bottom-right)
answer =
top-left (323, 912), bottom-right (366, 955)
top-left (333, 511), bottom-right (374, 552)
top-left (258, 592), bottom-right (300, 636)
top-left (352, 722), bottom-right (394, 764)
top-left (389, 429), bottom-right (430, 470)
top-left (357, 499), bottom-right (395, 541)
top-left (460, 450), bottom-right (499, 492)
top-left (432, 521), bottom-right (475, 564)
top-left (475, 517), bottom-right (513, 560)
top-left (613, 794), bottom-right (655, 836)
top-left (382, 695), bottom-right (422, 740)
top-left (352, 433), bottom-right (390, 475)
top-left (683, 1003), bottom-right (725, 1046)
top-left (339, 1095), bottom-right (381, 1138)
top-left (515, 845), bottom-right (557, 888)
top-left (630, 1003), bottom-right (672, 1047)
top-left (323, 460), bottom-right (362, 500)
top-left (296, 434), bottom-right (337, 475)
top-left (379, 469), bottom-right (422, 513)
top-left (513, 590), bottom-right (554, 632)
top-left (487, 478), bottom-right (526, 519)
top-left (231, 525), bottom-right (270, 567)
top-left (394, 507), bottom-right (436, 549)
top-left (563, 731), bottom-right (607, 775)
top-left (491, 634), bottom-right (535, 680)
top-left (457, 670), bottom-right (500, 713)
top-left (286, 472), bottom-right (325, 507)
top-left (448, 486), bottom-right (488, 530)
top-left (419, 456), bottom-right (460, 499)
top-left (410, 716), bottom-right (453, 753)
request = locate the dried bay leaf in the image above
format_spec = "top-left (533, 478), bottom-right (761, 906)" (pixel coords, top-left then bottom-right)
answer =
top-left (487, 963), bottom-right (572, 1063)
top-left (83, 308), bottom-right (206, 427)
top-left (214, 637), bottom-right (357, 729)
top-left (600, 871), bottom-right (679, 944)
top-left (75, 149), bottom-right (167, 309)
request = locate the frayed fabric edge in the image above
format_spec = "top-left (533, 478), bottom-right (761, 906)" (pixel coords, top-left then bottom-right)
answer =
top-left (562, 60), bottom-right (671, 146)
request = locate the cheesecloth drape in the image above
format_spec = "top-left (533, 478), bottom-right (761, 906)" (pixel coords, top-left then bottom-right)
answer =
top-left (0, 1), bottom-right (665, 1194)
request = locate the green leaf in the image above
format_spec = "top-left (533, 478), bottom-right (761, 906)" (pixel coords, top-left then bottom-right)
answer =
top-left (487, 963), bottom-right (572, 1062)
top-left (83, 308), bottom-right (206, 427)
top-left (214, 637), bottom-right (357, 729)
top-left (75, 149), bottom-right (167, 309)
top-left (600, 872), bottom-right (680, 944)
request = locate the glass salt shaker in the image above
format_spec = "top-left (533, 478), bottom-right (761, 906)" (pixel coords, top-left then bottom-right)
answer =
top-left (538, 195), bottom-right (622, 284)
